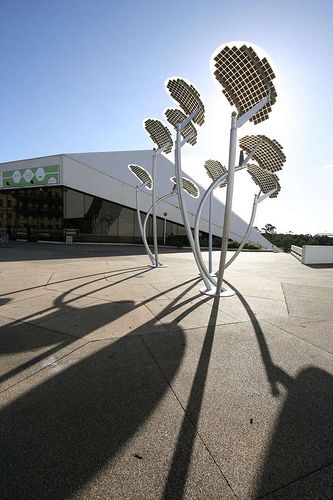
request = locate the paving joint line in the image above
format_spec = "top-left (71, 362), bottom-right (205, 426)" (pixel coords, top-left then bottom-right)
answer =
top-left (280, 283), bottom-right (290, 315)
top-left (140, 334), bottom-right (238, 499)
top-left (261, 319), bottom-right (333, 357)
top-left (0, 339), bottom-right (92, 394)
top-left (45, 272), bottom-right (54, 287)
top-left (0, 312), bottom-right (83, 340)
top-left (258, 461), bottom-right (333, 498)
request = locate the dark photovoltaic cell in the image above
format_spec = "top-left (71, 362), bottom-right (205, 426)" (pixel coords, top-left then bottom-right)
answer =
top-left (239, 135), bottom-right (286, 172)
top-left (213, 44), bottom-right (277, 124)
top-left (144, 119), bottom-right (173, 153)
top-left (166, 78), bottom-right (205, 126)
top-left (247, 164), bottom-right (281, 198)
top-left (165, 108), bottom-right (197, 146)
top-left (170, 176), bottom-right (200, 198)
top-left (204, 159), bottom-right (228, 187)
top-left (128, 164), bottom-right (153, 190)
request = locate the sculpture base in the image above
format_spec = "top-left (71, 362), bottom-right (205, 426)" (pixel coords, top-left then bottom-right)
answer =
top-left (149, 262), bottom-right (168, 268)
top-left (200, 285), bottom-right (235, 297)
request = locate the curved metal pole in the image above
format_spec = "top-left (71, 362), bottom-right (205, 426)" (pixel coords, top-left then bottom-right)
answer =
top-left (216, 111), bottom-right (238, 295)
top-left (143, 192), bottom-right (176, 266)
top-left (152, 149), bottom-right (159, 267)
top-left (136, 184), bottom-right (155, 266)
top-left (208, 192), bottom-right (213, 274)
top-left (193, 172), bottom-right (228, 287)
top-left (225, 194), bottom-right (258, 269)
top-left (174, 123), bottom-right (212, 291)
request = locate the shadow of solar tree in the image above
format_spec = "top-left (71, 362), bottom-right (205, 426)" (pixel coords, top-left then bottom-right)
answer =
top-left (254, 367), bottom-right (333, 498)
top-left (0, 297), bottom-right (186, 499)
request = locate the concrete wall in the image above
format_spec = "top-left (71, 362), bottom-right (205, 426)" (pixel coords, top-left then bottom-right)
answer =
top-left (303, 245), bottom-right (333, 265)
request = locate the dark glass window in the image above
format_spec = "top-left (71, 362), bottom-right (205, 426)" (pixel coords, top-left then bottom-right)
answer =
top-left (118, 207), bottom-right (134, 237)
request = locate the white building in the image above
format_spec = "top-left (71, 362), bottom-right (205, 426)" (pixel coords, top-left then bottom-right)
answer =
top-left (0, 150), bottom-right (272, 248)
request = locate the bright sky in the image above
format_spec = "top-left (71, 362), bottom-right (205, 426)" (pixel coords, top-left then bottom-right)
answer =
top-left (1, 0), bottom-right (332, 234)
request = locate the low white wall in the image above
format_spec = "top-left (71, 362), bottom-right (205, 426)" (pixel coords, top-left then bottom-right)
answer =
top-left (291, 245), bottom-right (302, 261)
top-left (302, 245), bottom-right (333, 265)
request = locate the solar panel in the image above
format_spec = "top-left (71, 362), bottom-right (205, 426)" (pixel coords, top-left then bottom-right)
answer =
top-left (204, 160), bottom-right (228, 187)
top-left (166, 77), bottom-right (205, 126)
top-left (170, 176), bottom-right (200, 198)
top-left (144, 119), bottom-right (173, 153)
top-left (128, 164), bottom-right (153, 190)
top-left (247, 164), bottom-right (281, 198)
top-left (212, 44), bottom-right (277, 124)
top-left (239, 135), bottom-right (286, 172)
top-left (165, 108), bottom-right (197, 145)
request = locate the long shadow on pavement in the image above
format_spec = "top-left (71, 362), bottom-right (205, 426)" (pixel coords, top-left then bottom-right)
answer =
top-left (0, 273), bottom-right (208, 498)
top-left (224, 280), bottom-right (333, 499)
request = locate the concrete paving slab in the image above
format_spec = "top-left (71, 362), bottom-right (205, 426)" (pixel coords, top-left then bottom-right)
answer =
top-left (283, 281), bottom-right (333, 300)
top-left (223, 276), bottom-right (285, 301)
top-left (0, 290), bottom-right (99, 325)
top-left (46, 272), bottom-right (164, 303)
top-left (282, 287), bottom-right (333, 320)
top-left (82, 282), bottom-right (165, 303)
top-left (264, 316), bottom-right (333, 354)
top-left (144, 322), bottom-right (333, 499)
top-left (145, 296), bottom-right (239, 330)
top-left (38, 299), bottom-right (168, 339)
top-left (105, 267), bottom-right (184, 286)
top-left (0, 267), bottom-right (52, 277)
top-left (150, 277), bottom-right (203, 299)
top-left (262, 463), bottom-right (333, 499)
top-left (0, 277), bottom-right (51, 302)
top-left (216, 294), bottom-right (289, 322)
top-left (1, 244), bottom-right (333, 499)
top-left (0, 315), bottom-right (83, 391)
top-left (0, 335), bottom-right (234, 500)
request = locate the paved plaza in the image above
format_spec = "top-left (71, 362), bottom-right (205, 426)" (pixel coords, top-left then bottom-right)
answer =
top-left (0, 242), bottom-right (332, 499)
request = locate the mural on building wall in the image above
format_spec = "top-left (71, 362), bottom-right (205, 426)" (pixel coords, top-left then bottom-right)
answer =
top-left (0, 165), bottom-right (60, 188)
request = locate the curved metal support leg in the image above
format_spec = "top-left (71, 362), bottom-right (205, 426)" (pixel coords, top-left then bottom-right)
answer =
top-left (143, 192), bottom-right (176, 268)
top-left (136, 186), bottom-right (155, 266)
top-left (208, 192), bottom-right (213, 274)
top-left (225, 195), bottom-right (258, 269)
top-left (174, 124), bottom-right (212, 292)
top-left (224, 186), bottom-right (277, 269)
top-left (193, 172), bottom-right (228, 287)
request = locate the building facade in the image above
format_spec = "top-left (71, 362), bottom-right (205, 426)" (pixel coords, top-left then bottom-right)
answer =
top-left (0, 150), bottom-right (272, 248)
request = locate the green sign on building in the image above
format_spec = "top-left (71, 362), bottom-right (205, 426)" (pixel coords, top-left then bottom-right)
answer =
top-left (0, 165), bottom-right (60, 188)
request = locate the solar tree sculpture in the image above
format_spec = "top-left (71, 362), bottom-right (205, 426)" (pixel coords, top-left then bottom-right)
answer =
top-left (208, 43), bottom-right (279, 296)
top-left (143, 119), bottom-right (173, 267)
top-left (141, 42), bottom-right (285, 296)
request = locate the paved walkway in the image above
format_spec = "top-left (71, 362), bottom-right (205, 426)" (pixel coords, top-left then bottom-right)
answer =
top-left (0, 243), bottom-right (332, 499)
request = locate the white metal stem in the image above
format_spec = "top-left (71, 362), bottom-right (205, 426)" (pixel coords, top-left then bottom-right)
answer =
top-left (152, 150), bottom-right (159, 268)
top-left (216, 112), bottom-right (238, 294)
top-left (136, 184), bottom-right (155, 266)
top-left (193, 172), bottom-right (228, 287)
top-left (174, 123), bottom-right (212, 291)
top-left (225, 194), bottom-right (258, 269)
top-left (236, 96), bottom-right (269, 128)
top-left (143, 192), bottom-right (176, 265)
top-left (208, 192), bottom-right (213, 274)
